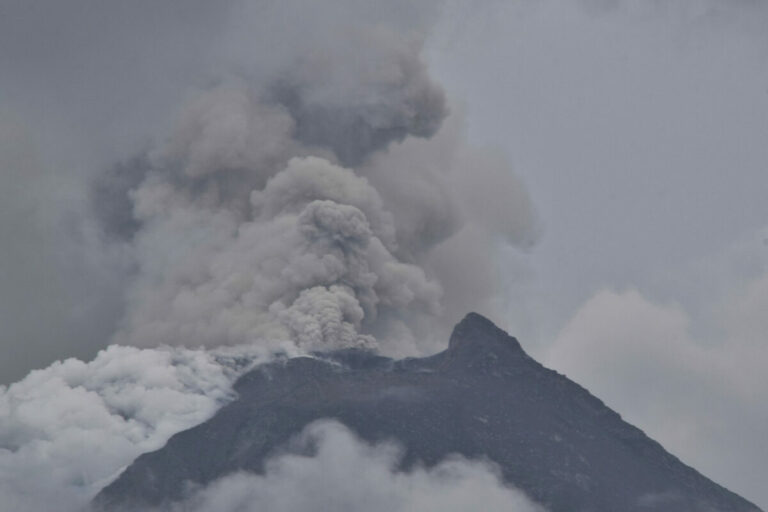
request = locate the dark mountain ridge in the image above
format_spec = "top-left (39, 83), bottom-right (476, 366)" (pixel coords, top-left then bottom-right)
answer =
top-left (95, 313), bottom-right (761, 512)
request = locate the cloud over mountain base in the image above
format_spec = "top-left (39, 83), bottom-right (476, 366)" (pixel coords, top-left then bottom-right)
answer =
top-left (168, 421), bottom-right (545, 512)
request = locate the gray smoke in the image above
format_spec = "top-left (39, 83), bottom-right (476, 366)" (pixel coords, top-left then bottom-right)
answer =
top-left (0, 0), bottom-right (537, 380)
top-left (0, 2), bottom-right (538, 509)
top-left (91, 0), bottom-right (536, 356)
top-left (115, 153), bottom-right (444, 352)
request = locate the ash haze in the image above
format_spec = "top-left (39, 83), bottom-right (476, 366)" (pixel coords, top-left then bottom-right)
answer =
top-left (0, 0), bottom-right (766, 510)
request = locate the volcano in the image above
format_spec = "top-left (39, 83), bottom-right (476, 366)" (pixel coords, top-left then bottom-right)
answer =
top-left (95, 313), bottom-right (761, 511)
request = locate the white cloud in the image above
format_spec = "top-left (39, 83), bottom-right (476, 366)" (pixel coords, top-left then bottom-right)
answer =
top-left (0, 344), bottom-right (266, 512)
top-left (174, 420), bottom-right (545, 512)
top-left (545, 277), bottom-right (768, 507)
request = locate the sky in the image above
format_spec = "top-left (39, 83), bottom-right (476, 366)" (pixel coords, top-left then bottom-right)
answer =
top-left (0, 0), bottom-right (766, 509)
top-left (428, 0), bottom-right (768, 506)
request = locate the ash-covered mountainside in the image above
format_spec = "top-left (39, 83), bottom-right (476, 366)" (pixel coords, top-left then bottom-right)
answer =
top-left (95, 314), bottom-right (761, 512)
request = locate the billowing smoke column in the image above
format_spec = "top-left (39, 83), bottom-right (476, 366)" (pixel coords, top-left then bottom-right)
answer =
top-left (0, 2), bottom-right (537, 510)
top-left (95, 6), bottom-right (536, 355)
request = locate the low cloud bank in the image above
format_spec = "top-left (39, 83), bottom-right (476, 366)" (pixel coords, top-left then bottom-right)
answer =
top-left (170, 420), bottom-right (545, 512)
top-left (0, 344), bottom-right (269, 512)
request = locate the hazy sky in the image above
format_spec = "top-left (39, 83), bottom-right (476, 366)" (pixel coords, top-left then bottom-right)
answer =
top-left (429, 1), bottom-right (768, 506)
top-left (431, 1), bottom-right (768, 341)
top-left (1, 0), bottom-right (766, 509)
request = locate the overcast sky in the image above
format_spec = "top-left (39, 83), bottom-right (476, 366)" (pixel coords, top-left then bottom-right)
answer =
top-left (429, 1), bottom-right (768, 506)
top-left (1, 0), bottom-right (766, 508)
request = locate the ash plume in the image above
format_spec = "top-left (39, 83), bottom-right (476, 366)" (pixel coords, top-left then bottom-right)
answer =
top-left (92, 0), bottom-right (536, 355)
top-left (0, 2), bottom-right (537, 509)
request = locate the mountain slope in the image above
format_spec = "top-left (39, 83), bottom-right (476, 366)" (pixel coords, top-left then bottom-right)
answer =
top-left (95, 313), bottom-right (761, 512)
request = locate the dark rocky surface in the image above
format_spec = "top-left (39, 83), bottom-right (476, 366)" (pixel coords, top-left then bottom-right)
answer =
top-left (95, 313), bottom-right (761, 511)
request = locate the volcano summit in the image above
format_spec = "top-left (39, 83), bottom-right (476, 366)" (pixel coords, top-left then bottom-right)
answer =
top-left (95, 313), bottom-right (760, 512)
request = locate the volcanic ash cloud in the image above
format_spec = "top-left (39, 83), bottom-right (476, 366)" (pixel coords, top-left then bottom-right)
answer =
top-left (96, 10), bottom-right (536, 356)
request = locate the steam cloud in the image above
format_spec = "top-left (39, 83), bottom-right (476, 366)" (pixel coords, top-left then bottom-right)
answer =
top-left (168, 421), bottom-right (545, 512)
top-left (0, 344), bottom-right (267, 512)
